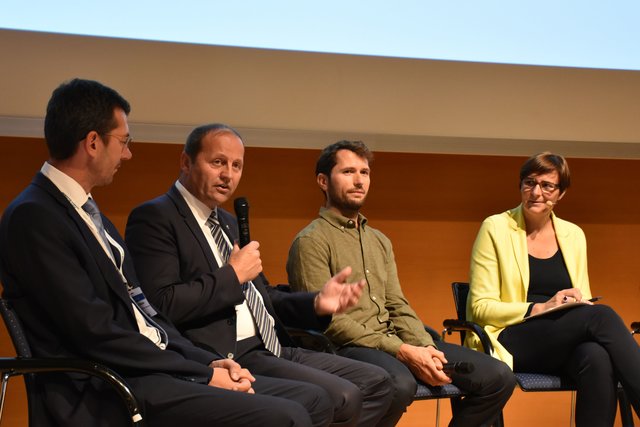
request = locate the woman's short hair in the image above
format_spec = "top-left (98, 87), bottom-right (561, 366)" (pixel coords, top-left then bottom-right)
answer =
top-left (519, 152), bottom-right (571, 192)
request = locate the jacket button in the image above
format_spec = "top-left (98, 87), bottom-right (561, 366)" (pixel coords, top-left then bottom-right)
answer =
top-left (227, 353), bottom-right (234, 359)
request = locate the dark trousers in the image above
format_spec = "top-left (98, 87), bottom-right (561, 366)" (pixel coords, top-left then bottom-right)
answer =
top-left (499, 304), bottom-right (640, 427)
top-left (338, 341), bottom-right (515, 427)
top-left (127, 372), bottom-right (325, 427)
top-left (237, 345), bottom-right (394, 427)
top-left (41, 370), bottom-right (328, 427)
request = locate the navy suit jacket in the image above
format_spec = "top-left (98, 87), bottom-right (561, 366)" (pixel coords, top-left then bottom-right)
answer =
top-left (125, 184), bottom-right (329, 358)
top-left (0, 173), bottom-right (218, 425)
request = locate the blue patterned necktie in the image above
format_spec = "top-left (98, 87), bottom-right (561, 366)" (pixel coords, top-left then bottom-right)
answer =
top-left (82, 197), bottom-right (168, 347)
top-left (82, 198), bottom-right (116, 262)
top-left (206, 211), bottom-right (282, 357)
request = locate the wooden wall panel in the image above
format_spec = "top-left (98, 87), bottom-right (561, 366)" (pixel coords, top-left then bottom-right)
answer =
top-left (1, 136), bottom-right (639, 426)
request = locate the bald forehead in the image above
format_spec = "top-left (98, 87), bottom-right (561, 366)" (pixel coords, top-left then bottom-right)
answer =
top-left (201, 131), bottom-right (244, 157)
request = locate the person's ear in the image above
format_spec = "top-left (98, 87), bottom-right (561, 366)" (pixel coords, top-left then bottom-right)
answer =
top-left (82, 131), bottom-right (100, 157)
top-left (179, 151), bottom-right (191, 175)
top-left (317, 173), bottom-right (329, 192)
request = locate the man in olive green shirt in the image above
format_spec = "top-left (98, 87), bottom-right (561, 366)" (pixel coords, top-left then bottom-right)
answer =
top-left (287, 140), bottom-right (515, 427)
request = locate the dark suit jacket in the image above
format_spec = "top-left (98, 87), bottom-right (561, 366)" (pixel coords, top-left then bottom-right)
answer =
top-left (0, 173), bottom-right (218, 426)
top-left (125, 184), bottom-right (329, 358)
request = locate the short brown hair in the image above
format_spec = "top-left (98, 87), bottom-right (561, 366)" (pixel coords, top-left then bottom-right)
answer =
top-left (316, 140), bottom-right (373, 176)
top-left (520, 152), bottom-right (571, 192)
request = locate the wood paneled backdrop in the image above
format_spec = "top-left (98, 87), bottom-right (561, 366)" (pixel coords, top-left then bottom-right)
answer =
top-left (1, 136), bottom-right (639, 426)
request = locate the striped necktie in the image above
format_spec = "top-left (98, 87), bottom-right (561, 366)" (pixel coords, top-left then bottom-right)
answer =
top-left (206, 211), bottom-right (282, 357)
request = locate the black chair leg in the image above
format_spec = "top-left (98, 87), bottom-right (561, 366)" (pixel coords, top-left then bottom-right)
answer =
top-left (619, 387), bottom-right (635, 427)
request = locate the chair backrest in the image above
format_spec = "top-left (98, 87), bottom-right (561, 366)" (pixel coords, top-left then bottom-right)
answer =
top-left (0, 299), bottom-right (144, 425)
top-left (450, 282), bottom-right (470, 322)
top-left (0, 299), bottom-right (32, 357)
top-left (451, 282), bottom-right (470, 345)
top-left (0, 298), bottom-right (56, 424)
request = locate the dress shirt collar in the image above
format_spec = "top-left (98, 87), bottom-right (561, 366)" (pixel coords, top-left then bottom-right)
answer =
top-left (175, 180), bottom-right (217, 227)
top-left (318, 206), bottom-right (368, 231)
top-left (41, 162), bottom-right (93, 208)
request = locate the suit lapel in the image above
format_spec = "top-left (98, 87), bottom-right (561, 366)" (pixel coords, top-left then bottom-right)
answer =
top-left (167, 185), bottom-right (219, 271)
top-left (507, 206), bottom-right (530, 291)
top-left (32, 174), bottom-right (134, 306)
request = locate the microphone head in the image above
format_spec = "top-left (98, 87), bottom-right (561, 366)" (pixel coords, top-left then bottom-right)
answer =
top-left (234, 197), bottom-right (249, 217)
top-left (234, 197), bottom-right (251, 247)
top-left (545, 200), bottom-right (555, 207)
top-left (457, 361), bottom-right (474, 374)
top-left (442, 361), bottom-right (475, 375)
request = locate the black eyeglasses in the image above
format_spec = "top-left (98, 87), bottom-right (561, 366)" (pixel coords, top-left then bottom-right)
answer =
top-left (103, 134), bottom-right (133, 150)
top-left (522, 177), bottom-right (560, 194)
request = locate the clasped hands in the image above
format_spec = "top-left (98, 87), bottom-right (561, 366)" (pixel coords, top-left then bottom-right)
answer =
top-left (209, 359), bottom-right (255, 394)
top-left (396, 343), bottom-right (452, 386)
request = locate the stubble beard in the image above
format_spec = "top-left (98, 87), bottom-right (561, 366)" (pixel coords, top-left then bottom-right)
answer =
top-left (328, 188), bottom-right (367, 217)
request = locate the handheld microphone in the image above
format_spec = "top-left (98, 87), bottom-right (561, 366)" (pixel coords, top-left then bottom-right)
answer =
top-left (442, 361), bottom-right (475, 375)
top-left (234, 197), bottom-right (251, 248)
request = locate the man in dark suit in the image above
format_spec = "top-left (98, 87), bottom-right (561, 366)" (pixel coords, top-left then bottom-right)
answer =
top-left (0, 79), bottom-right (352, 427)
top-left (125, 124), bottom-right (395, 426)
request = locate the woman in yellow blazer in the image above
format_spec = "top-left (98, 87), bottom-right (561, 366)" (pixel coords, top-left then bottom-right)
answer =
top-left (467, 152), bottom-right (640, 427)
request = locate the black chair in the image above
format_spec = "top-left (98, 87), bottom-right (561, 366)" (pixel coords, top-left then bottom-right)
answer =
top-left (0, 298), bottom-right (144, 426)
top-left (443, 282), bottom-right (634, 427)
top-left (287, 325), bottom-right (468, 427)
top-left (621, 321), bottom-right (640, 424)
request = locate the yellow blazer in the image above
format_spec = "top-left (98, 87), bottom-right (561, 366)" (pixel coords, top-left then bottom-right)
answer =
top-left (466, 204), bottom-right (591, 368)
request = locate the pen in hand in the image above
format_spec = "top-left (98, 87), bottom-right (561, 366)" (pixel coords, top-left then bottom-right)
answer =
top-left (562, 296), bottom-right (603, 303)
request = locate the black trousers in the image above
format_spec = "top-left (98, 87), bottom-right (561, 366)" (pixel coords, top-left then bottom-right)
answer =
top-left (125, 372), bottom-right (327, 427)
top-left (338, 341), bottom-right (515, 427)
top-left (237, 345), bottom-right (394, 427)
top-left (41, 369), bottom-right (331, 427)
top-left (499, 304), bottom-right (640, 427)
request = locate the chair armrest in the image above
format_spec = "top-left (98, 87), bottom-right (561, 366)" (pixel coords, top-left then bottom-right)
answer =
top-left (0, 357), bottom-right (144, 426)
top-left (423, 324), bottom-right (442, 342)
top-left (442, 319), bottom-right (494, 355)
top-left (286, 328), bottom-right (337, 354)
top-left (632, 322), bottom-right (640, 335)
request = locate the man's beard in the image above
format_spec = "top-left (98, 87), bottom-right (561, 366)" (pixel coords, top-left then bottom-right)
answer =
top-left (328, 187), bottom-right (367, 213)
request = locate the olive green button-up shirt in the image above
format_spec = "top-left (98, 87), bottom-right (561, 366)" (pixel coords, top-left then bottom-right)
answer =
top-left (286, 207), bottom-right (434, 356)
